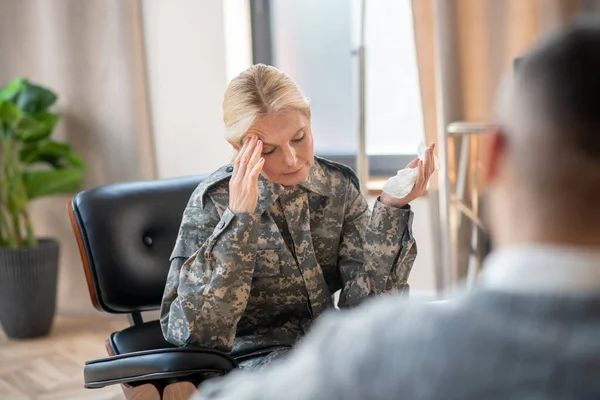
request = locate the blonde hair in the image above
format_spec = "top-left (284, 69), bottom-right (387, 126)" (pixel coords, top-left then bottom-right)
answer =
top-left (223, 64), bottom-right (311, 158)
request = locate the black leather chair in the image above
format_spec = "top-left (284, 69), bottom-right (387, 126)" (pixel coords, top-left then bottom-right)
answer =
top-left (67, 175), bottom-right (237, 399)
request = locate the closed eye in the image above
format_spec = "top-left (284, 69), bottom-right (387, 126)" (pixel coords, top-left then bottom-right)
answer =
top-left (261, 131), bottom-right (305, 156)
top-left (292, 132), bottom-right (305, 143)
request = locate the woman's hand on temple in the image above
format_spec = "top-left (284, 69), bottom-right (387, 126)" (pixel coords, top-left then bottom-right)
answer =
top-left (380, 143), bottom-right (436, 209)
top-left (229, 135), bottom-right (265, 213)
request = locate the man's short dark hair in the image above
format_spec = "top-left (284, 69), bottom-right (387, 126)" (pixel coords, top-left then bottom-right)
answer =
top-left (516, 15), bottom-right (600, 161)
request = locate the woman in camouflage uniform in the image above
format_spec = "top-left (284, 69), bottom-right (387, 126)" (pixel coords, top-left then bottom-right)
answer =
top-left (160, 64), bottom-right (436, 370)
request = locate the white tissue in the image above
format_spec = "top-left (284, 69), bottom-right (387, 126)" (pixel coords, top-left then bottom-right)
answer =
top-left (381, 142), bottom-right (440, 199)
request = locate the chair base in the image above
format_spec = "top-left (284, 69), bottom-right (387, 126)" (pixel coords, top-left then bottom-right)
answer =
top-left (121, 381), bottom-right (197, 400)
top-left (122, 383), bottom-right (160, 400)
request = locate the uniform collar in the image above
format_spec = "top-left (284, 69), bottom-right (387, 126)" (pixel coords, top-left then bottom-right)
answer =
top-left (297, 159), bottom-right (330, 198)
top-left (256, 159), bottom-right (330, 213)
top-left (202, 158), bottom-right (326, 215)
top-left (256, 175), bottom-right (285, 215)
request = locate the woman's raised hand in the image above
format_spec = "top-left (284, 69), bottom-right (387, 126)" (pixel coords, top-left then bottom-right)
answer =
top-left (380, 143), bottom-right (436, 208)
top-left (229, 135), bottom-right (265, 213)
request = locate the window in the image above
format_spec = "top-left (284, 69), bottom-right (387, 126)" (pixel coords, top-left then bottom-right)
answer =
top-left (250, 0), bottom-right (424, 177)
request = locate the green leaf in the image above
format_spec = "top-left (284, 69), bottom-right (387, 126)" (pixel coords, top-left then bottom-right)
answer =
top-left (21, 112), bottom-right (60, 143)
top-left (18, 145), bottom-right (37, 164)
top-left (14, 80), bottom-right (57, 113)
top-left (19, 140), bottom-right (86, 169)
top-left (13, 114), bottom-right (43, 140)
top-left (22, 169), bottom-right (84, 200)
top-left (0, 78), bottom-right (25, 102)
top-left (19, 143), bottom-right (63, 167)
top-left (43, 141), bottom-right (71, 156)
top-left (0, 100), bottom-right (23, 126)
top-left (10, 112), bottom-right (59, 143)
top-left (64, 151), bottom-right (87, 168)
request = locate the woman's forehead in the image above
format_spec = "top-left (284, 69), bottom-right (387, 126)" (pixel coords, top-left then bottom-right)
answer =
top-left (248, 111), bottom-right (308, 143)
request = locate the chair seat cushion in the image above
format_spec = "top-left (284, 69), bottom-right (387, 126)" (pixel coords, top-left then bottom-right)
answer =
top-left (84, 348), bottom-right (237, 388)
top-left (87, 320), bottom-right (238, 388)
top-left (108, 319), bottom-right (292, 360)
top-left (109, 319), bottom-right (176, 355)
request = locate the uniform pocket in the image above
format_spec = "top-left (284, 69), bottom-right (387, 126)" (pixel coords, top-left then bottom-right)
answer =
top-left (254, 249), bottom-right (281, 278)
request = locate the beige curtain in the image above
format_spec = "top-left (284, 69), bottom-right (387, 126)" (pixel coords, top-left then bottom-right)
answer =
top-left (0, 0), bottom-right (156, 315)
top-left (411, 0), bottom-right (599, 289)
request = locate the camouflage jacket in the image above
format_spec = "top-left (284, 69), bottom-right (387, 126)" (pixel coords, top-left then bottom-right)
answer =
top-left (160, 156), bottom-right (417, 356)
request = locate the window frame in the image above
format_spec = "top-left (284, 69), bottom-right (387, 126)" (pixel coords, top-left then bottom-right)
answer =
top-left (248, 0), bottom-right (417, 178)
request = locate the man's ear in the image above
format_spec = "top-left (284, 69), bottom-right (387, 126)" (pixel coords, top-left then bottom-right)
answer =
top-left (482, 126), bottom-right (507, 187)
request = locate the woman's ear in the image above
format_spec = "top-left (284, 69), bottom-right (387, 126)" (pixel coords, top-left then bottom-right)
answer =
top-left (227, 138), bottom-right (241, 152)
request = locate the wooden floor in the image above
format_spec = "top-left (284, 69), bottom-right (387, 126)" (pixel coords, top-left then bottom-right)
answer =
top-left (0, 315), bottom-right (130, 400)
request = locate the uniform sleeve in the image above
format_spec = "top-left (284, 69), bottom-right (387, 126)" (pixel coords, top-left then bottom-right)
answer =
top-left (337, 179), bottom-right (417, 308)
top-left (160, 196), bottom-right (261, 351)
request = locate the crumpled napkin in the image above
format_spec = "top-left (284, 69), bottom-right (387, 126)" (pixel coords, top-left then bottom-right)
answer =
top-left (381, 142), bottom-right (440, 199)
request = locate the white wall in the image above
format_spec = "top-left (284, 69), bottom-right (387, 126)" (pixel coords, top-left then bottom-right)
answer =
top-left (142, 0), bottom-right (249, 179)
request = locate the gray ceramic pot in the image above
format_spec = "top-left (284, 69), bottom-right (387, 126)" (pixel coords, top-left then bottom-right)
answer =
top-left (0, 238), bottom-right (59, 339)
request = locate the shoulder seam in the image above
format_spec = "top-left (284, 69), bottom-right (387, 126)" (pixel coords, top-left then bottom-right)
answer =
top-left (193, 165), bottom-right (233, 208)
top-left (315, 156), bottom-right (360, 191)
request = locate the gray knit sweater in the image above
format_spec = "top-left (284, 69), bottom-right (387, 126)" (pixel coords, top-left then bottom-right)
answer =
top-left (194, 288), bottom-right (600, 399)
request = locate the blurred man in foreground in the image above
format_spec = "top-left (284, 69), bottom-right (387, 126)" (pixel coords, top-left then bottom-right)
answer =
top-left (194, 16), bottom-right (600, 400)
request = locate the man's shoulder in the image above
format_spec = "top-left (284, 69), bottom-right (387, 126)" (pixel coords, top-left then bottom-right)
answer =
top-left (311, 293), bottom-right (469, 354)
top-left (192, 292), bottom-right (486, 400)
top-left (345, 294), bottom-right (465, 331)
top-left (318, 295), bottom-right (476, 390)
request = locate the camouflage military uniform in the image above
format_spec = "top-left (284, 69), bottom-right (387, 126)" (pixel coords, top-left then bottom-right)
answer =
top-left (160, 156), bottom-right (417, 368)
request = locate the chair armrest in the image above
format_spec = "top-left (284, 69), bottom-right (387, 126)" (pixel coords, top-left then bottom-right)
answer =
top-left (84, 347), bottom-right (237, 389)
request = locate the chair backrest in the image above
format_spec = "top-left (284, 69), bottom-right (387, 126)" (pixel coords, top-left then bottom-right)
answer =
top-left (68, 175), bottom-right (206, 314)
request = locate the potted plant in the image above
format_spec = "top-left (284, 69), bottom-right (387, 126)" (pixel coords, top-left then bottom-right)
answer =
top-left (0, 78), bottom-right (86, 339)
